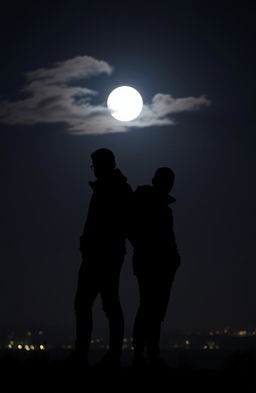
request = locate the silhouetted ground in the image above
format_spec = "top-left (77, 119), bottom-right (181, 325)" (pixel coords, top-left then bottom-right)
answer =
top-left (0, 350), bottom-right (254, 392)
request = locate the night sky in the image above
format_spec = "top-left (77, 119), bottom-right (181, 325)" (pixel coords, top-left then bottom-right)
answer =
top-left (0, 0), bottom-right (255, 343)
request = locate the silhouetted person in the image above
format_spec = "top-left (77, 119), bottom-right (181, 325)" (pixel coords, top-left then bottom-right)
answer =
top-left (74, 148), bottom-right (133, 367)
top-left (131, 167), bottom-right (180, 367)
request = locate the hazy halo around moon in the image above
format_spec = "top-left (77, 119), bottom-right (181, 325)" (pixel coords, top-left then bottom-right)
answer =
top-left (107, 86), bottom-right (143, 121)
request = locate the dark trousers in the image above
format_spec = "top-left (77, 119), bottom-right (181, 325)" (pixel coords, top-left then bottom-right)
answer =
top-left (133, 270), bottom-right (176, 361)
top-left (74, 256), bottom-right (124, 359)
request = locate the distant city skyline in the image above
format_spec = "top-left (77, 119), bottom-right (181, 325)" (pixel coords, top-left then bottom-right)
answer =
top-left (1, 326), bottom-right (256, 349)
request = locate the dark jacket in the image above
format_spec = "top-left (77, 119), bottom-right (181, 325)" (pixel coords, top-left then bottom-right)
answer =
top-left (80, 168), bottom-right (133, 260)
top-left (131, 185), bottom-right (180, 275)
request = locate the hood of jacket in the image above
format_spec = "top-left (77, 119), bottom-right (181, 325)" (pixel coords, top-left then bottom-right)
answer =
top-left (135, 185), bottom-right (176, 205)
top-left (89, 168), bottom-right (128, 191)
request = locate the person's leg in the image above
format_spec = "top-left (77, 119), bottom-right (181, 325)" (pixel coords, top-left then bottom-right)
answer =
top-left (146, 320), bottom-right (161, 362)
top-left (74, 262), bottom-right (99, 362)
top-left (133, 305), bottom-right (146, 357)
top-left (146, 273), bottom-right (175, 364)
top-left (133, 275), bottom-right (148, 363)
top-left (101, 264), bottom-right (124, 362)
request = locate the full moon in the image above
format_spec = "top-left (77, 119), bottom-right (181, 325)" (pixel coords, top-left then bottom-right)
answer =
top-left (107, 86), bottom-right (143, 121)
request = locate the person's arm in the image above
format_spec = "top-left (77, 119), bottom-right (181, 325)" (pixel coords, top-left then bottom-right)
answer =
top-left (170, 209), bottom-right (181, 269)
top-left (124, 184), bottom-right (135, 245)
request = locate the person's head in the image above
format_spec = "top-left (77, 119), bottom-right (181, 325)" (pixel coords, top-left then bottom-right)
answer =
top-left (91, 148), bottom-right (116, 179)
top-left (152, 167), bottom-right (175, 194)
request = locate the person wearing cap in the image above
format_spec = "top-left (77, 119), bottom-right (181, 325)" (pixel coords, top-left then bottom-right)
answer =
top-left (74, 148), bottom-right (133, 367)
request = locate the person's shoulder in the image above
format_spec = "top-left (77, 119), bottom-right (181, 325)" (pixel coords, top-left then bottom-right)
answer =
top-left (134, 185), bottom-right (153, 202)
top-left (115, 181), bottom-right (133, 202)
top-left (119, 181), bottom-right (133, 193)
top-left (135, 185), bottom-right (152, 195)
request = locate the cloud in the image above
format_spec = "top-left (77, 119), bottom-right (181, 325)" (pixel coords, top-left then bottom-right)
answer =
top-left (0, 55), bottom-right (211, 134)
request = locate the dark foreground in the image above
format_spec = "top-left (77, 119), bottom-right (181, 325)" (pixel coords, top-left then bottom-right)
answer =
top-left (0, 351), bottom-right (254, 392)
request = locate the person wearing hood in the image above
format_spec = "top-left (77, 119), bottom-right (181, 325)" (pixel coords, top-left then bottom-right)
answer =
top-left (130, 167), bottom-right (180, 368)
top-left (74, 148), bottom-right (133, 367)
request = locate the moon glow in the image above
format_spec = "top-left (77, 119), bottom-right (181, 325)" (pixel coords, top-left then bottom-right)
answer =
top-left (107, 86), bottom-right (143, 121)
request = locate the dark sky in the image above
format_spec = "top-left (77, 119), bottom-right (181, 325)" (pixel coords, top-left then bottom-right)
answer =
top-left (0, 0), bottom-right (255, 343)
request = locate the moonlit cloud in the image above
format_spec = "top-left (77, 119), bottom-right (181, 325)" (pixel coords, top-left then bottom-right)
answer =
top-left (0, 55), bottom-right (211, 134)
